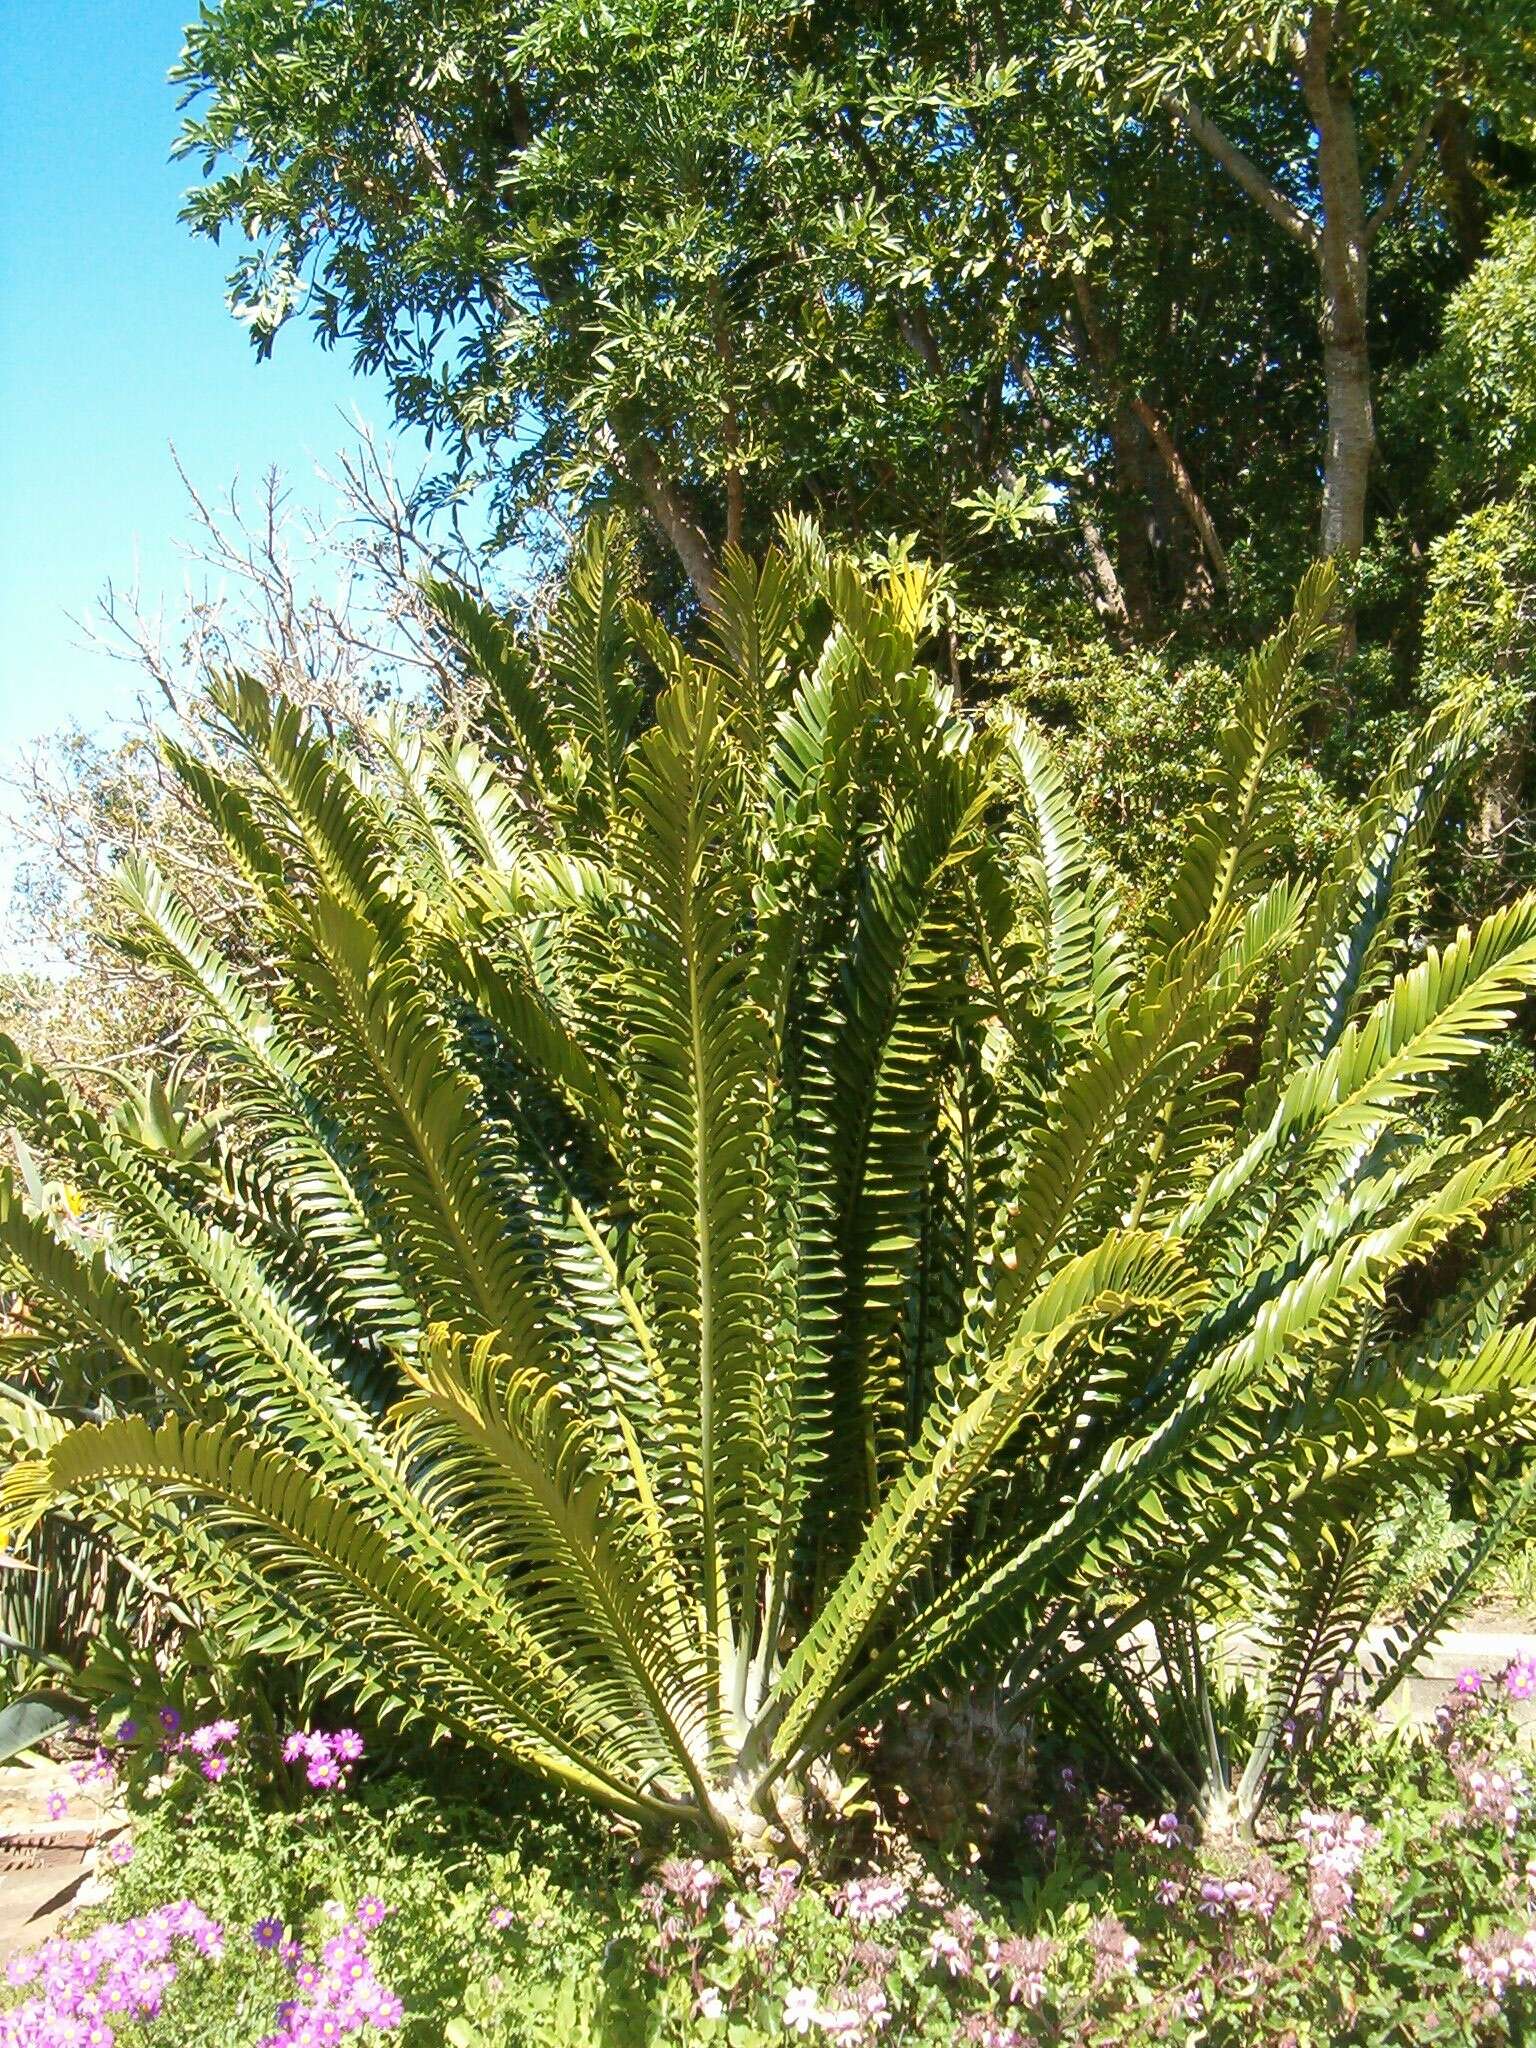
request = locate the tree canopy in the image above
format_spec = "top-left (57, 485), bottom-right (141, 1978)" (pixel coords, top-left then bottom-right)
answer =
top-left (175, 0), bottom-right (1536, 636)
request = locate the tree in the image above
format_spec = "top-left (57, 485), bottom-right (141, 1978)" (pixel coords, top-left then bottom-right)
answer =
top-left (5, 533), bottom-right (1536, 1849)
top-left (174, 0), bottom-right (1534, 634)
top-left (1068, 1), bottom-right (1536, 567)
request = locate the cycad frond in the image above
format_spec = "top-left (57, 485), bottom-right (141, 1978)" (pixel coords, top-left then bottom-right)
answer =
top-left (4, 551), bottom-right (1530, 1853)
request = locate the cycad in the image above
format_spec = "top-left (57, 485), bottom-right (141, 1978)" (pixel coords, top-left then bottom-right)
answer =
top-left (3, 528), bottom-right (1535, 1851)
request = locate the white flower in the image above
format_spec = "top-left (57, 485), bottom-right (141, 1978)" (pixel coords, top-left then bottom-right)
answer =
top-left (783, 1986), bottom-right (821, 2034)
top-left (696, 1987), bottom-right (727, 2022)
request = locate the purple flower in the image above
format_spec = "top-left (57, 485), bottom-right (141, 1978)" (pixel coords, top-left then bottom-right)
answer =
top-left (0, 1899), bottom-right (225, 2041)
top-left (44, 1792), bottom-right (68, 1821)
top-left (1457, 1667), bottom-right (1485, 1696)
top-left (1507, 1658), bottom-right (1536, 1702)
top-left (354, 1896), bottom-right (389, 1930)
top-left (836, 1873), bottom-right (908, 1926)
top-left (115, 1719), bottom-right (138, 1745)
top-left (106, 1837), bottom-right (134, 1867)
top-left (283, 1727), bottom-right (362, 1794)
top-left (783, 1988), bottom-right (821, 2034)
top-left (1197, 1876), bottom-right (1229, 1919)
top-left (157, 1706), bottom-right (182, 1735)
top-left (201, 1755), bottom-right (231, 1783)
top-left (252, 1918), bottom-right (286, 1951)
top-left (990, 1933), bottom-right (1055, 2007)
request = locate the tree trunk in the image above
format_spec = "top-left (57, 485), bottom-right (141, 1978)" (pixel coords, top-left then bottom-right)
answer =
top-left (624, 437), bottom-right (721, 608)
top-left (1109, 401), bottom-right (1157, 635)
top-left (1301, 15), bottom-right (1373, 567)
top-left (1436, 101), bottom-right (1489, 270)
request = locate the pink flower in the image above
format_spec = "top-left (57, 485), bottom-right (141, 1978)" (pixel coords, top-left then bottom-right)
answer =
top-left (1507, 1658), bottom-right (1536, 1702)
top-left (928, 1928), bottom-right (971, 1976)
top-left (1457, 1667), bottom-right (1485, 1696)
top-left (44, 1792), bottom-right (68, 1821)
top-left (201, 1755), bottom-right (231, 1783)
top-left (354, 1895), bottom-right (389, 1929)
top-left (836, 1874), bottom-right (909, 1926)
top-left (107, 1837), bottom-right (134, 1867)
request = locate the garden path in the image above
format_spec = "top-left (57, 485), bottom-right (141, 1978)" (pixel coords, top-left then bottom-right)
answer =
top-left (0, 1763), bottom-right (118, 1965)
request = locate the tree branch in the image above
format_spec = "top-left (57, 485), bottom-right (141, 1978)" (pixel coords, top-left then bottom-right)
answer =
top-left (1366, 100), bottom-right (1444, 243)
top-left (1071, 277), bottom-right (1229, 589)
top-left (1014, 359), bottom-right (1133, 636)
top-left (1162, 92), bottom-right (1318, 251)
top-left (604, 430), bottom-right (719, 607)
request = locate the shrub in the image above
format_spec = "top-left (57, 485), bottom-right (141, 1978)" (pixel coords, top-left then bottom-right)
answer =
top-left (3, 532), bottom-right (1536, 1853)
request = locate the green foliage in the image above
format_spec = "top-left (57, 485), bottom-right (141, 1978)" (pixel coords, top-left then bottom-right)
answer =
top-left (1020, 639), bottom-right (1350, 922)
top-left (3, 537), bottom-right (1535, 1853)
top-left (1429, 213), bottom-right (1536, 502)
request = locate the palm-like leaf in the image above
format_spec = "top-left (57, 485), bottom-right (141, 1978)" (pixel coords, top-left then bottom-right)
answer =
top-left (4, 538), bottom-right (1534, 1850)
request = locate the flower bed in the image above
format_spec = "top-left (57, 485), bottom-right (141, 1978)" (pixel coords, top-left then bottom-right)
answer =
top-left (8, 1671), bottom-right (1536, 2044)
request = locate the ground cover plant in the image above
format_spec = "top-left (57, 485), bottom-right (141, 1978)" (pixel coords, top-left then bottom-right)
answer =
top-left (10, 1658), bottom-right (1536, 2044)
top-left (4, 527), bottom-right (1536, 1866)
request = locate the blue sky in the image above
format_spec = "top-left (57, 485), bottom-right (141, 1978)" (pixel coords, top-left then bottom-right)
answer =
top-left (0, 1), bottom-right (399, 758)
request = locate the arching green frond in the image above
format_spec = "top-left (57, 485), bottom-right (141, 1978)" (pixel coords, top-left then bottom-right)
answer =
top-left (540, 514), bottom-right (640, 832)
top-left (798, 738), bottom-right (996, 1513)
top-left (991, 877), bottom-right (1306, 1331)
top-left (992, 705), bottom-right (1129, 1039)
top-left (209, 674), bottom-right (414, 944)
top-left (419, 577), bottom-right (558, 792)
top-left (767, 1232), bottom-right (1205, 1775)
top-left (23, 1412), bottom-right (670, 1820)
top-left (434, 930), bottom-right (625, 1154)
top-left (699, 543), bottom-right (810, 757)
top-left (1153, 561), bottom-right (1338, 944)
top-left (1177, 892), bottom-right (1536, 1259)
top-left (395, 1327), bottom-right (709, 1787)
top-left (615, 662), bottom-right (778, 1700)
top-left (114, 857), bottom-right (419, 1349)
top-left (1251, 696), bottom-right (1486, 1127)
top-left (426, 736), bottom-right (530, 871)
